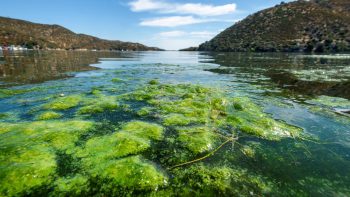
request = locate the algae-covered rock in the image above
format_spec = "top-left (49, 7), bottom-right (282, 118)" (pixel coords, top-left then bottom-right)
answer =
top-left (137, 107), bottom-right (153, 116)
top-left (52, 175), bottom-right (90, 196)
top-left (125, 83), bottom-right (301, 141)
top-left (0, 145), bottom-right (57, 196)
top-left (0, 120), bottom-right (94, 152)
top-left (163, 113), bottom-right (191, 126)
top-left (148, 79), bottom-right (160, 85)
top-left (77, 95), bottom-right (118, 114)
top-left (77, 132), bottom-right (150, 169)
top-left (43, 95), bottom-right (82, 110)
top-left (308, 95), bottom-right (350, 108)
top-left (111, 78), bottom-right (123, 83)
top-left (36, 111), bottom-right (62, 120)
top-left (120, 121), bottom-right (164, 141)
top-left (0, 88), bottom-right (31, 98)
top-left (177, 126), bottom-right (218, 154)
top-left (227, 97), bottom-right (302, 140)
top-left (96, 156), bottom-right (167, 193)
top-left (170, 164), bottom-right (274, 196)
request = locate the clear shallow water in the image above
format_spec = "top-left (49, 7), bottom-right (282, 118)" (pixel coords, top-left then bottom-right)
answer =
top-left (0, 51), bottom-right (350, 196)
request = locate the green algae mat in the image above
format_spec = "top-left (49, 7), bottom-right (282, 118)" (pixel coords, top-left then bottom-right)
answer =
top-left (0, 82), bottom-right (322, 196)
top-left (1, 51), bottom-right (350, 196)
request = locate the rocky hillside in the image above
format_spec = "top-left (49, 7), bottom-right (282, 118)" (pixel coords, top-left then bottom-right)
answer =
top-left (198, 0), bottom-right (350, 52)
top-left (0, 17), bottom-right (161, 51)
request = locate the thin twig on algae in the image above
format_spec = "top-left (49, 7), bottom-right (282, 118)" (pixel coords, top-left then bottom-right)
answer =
top-left (168, 136), bottom-right (237, 170)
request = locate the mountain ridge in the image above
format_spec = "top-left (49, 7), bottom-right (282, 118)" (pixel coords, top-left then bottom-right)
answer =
top-left (0, 17), bottom-right (162, 51)
top-left (196, 0), bottom-right (350, 52)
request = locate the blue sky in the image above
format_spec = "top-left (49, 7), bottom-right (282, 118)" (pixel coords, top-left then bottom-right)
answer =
top-left (1, 0), bottom-right (293, 50)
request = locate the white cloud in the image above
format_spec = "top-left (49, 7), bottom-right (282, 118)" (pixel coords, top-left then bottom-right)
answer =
top-left (129, 0), bottom-right (166, 12)
top-left (140, 16), bottom-right (206, 27)
top-left (158, 31), bottom-right (186, 37)
top-left (157, 30), bottom-right (217, 39)
top-left (129, 0), bottom-right (237, 16)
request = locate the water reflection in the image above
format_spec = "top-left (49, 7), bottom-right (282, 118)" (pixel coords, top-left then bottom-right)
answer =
top-left (0, 51), bottom-right (138, 87)
top-left (204, 52), bottom-right (350, 99)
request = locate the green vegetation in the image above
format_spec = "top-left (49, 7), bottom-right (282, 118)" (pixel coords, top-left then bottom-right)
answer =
top-left (36, 111), bottom-right (62, 120)
top-left (198, 0), bottom-right (350, 52)
top-left (163, 113), bottom-right (192, 126)
top-left (0, 16), bottom-right (162, 51)
top-left (309, 95), bottom-right (350, 108)
top-left (91, 156), bottom-right (167, 194)
top-left (0, 144), bottom-right (56, 196)
top-left (111, 78), bottom-right (123, 83)
top-left (52, 175), bottom-right (90, 196)
top-left (168, 164), bottom-right (274, 196)
top-left (77, 95), bottom-right (118, 115)
top-left (125, 83), bottom-right (301, 141)
top-left (137, 107), bottom-right (153, 116)
top-left (43, 95), bottom-right (82, 110)
top-left (119, 121), bottom-right (164, 140)
top-left (148, 79), bottom-right (160, 85)
top-left (0, 88), bottom-right (31, 98)
top-left (0, 82), bottom-right (318, 196)
top-left (177, 126), bottom-right (218, 154)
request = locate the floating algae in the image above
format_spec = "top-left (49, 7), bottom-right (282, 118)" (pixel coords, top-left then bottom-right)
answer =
top-left (36, 111), bottom-right (62, 120)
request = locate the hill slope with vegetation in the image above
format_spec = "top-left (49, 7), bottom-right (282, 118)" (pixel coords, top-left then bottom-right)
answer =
top-left (198, 0), bottom-right (350, 52)
top-left (0, 17), bottom-right (161, 51)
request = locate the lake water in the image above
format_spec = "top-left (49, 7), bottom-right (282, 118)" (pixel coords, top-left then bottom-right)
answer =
top-left (0, 51), bottom-right (349, 196)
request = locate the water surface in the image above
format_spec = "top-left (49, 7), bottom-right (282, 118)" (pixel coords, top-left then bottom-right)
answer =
top-left (0, 51), bottom-right (349, 196)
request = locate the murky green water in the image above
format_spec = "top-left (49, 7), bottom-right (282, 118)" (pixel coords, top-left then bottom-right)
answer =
top-left (0, 51), bottom-right (349, 196)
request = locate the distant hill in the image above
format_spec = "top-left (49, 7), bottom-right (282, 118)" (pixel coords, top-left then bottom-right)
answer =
top-left (197, 0), bottom-right (350, 52)
top-left (0, 17), bottom-right (162, 51)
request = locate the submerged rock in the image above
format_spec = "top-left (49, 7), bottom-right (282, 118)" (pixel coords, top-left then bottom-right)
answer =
top-left (36, 111), bottom-right (62, 120)
top-left (43, 95), bottom-right (83, 110)
top-left (0, 144), bottom-right (57, 196)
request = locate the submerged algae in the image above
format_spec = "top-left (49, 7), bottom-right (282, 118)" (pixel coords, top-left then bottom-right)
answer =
top-left (43, 95), bottom-right (83, 110)
top-left (308, 95), bottom-right (350, 108)
top-left (0, 88), bottom-right (32, 99)
top-left (77, 131), bottom-right (150, 168)
top-left (0, 145), bottom-right (57, 196)
top-left (169, 164), bottom-right (274, 196)
top-left (227, 97), bottom-right (302, 140)
top-left (163, 113), bottom-right (192, 126)
top-left (0, 120), bottom-right (94, 152)
top-left (94, 156), bottom-right (167, 194)
top-left (120, 121), bottom-right (164, 141)
top-left (177, 126), bottom-right (218, 154)
top-left (52, 175), bottom-right (90, 196)
top-left (125, 83), bottom-right (301, 141)
top-left (0, 82), bottom-right (310, 196)
top-left (77, 95), bottom-right (118, 115)
top-left (36, 111), bottom-right (62, 120)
